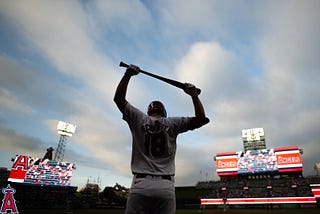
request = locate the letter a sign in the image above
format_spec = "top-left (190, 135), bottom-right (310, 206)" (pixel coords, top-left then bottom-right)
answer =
top-left (1, 184), bottom-right (19, 214)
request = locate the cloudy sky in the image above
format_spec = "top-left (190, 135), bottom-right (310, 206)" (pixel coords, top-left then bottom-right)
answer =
top-left (0, 0), bottom-right (319, 189)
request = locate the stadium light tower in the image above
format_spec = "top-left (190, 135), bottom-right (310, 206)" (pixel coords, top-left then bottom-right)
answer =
top-left (54, 121), bottom-right (76, 162)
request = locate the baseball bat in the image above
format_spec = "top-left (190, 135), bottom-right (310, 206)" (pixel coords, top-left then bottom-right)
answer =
top-left (119, 61), bottom-right (201, 95)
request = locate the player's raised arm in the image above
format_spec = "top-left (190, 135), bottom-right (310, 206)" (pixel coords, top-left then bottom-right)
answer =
top-left (113, 65), bottom-right (140, 112)
top-left (184, 83), bottom-right (210, 128)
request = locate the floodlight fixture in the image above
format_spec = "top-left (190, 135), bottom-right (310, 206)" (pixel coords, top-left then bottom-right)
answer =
top-left (57, 121), bottom-right (76, 137)
top-left (54, 121), bottom-right (76, 161)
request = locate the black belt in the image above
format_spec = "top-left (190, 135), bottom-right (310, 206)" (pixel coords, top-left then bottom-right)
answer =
top-left (134, 173), bottom-right (173, 181)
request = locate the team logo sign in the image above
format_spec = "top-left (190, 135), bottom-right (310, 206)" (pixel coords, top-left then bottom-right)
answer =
top-left (1, 184), bottom-right (19, 214)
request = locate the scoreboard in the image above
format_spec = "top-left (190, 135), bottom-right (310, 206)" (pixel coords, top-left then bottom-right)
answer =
top-left (216, 146), bottom-right (303, 176)
top-left (8, 154), bottom-right (75, 186)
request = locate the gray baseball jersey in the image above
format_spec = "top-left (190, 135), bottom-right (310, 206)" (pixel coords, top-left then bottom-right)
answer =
top-left (123, 101), bottom-right (194, 176)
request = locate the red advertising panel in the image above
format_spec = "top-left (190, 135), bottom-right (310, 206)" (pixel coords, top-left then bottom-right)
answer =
top-left (310, 184), bottom-right (320, 199)
top-left (216, 152), bottom-right (238, 176)
top-left (201, 197), bottom-right (316, 205)
top-left (275, 147), bottom-right (303, 173)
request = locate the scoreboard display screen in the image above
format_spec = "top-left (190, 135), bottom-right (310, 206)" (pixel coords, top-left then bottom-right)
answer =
top-left (8, 154), bottom-right (74, 186)
top-left (216, 146), bottom-right (302, 176)
top-left (238, 149), bottom-right (277, 174)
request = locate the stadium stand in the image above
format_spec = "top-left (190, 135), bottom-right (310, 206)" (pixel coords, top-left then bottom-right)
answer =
top-left (198, 170), bottom-right (319, 208)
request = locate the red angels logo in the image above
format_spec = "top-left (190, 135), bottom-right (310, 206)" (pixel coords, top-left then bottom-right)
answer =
top-left (1, 184), bottom-right (19, 214)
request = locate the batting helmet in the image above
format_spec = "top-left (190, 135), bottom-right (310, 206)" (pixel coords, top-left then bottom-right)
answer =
top-left (147, 101), bottom-right (167, 117)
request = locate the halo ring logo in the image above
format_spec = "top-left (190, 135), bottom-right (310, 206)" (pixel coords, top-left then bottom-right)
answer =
top-left (1, 184), bottom-right (19, 214)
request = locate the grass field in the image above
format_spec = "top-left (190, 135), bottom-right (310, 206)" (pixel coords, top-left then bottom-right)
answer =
top-left (23, 208), bottom-right (320, 214)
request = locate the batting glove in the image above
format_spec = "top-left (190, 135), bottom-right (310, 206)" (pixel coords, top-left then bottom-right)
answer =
top-left (126, 64), bottom-right (140, 76)
top-left (184, 83), bottom-right (198, 97)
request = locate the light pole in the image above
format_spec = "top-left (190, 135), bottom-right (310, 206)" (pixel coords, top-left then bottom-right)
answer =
top-left (54, 121), bottom-right (76, 162)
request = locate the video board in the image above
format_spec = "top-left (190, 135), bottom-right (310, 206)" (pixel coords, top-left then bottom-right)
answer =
top-left (216, 146), bottom-right (302, 176)
top-left (238, 149), bottom-right (278, 174)
top-left (8, 154), bottom-right (74, 186)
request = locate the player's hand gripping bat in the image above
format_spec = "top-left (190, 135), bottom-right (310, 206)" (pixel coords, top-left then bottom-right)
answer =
top-left (119, 61), bottom-right (201, 95)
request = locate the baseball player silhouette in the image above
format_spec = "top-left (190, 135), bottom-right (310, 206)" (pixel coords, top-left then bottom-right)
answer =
top-left (114, 64), bottom-right (209, 214)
